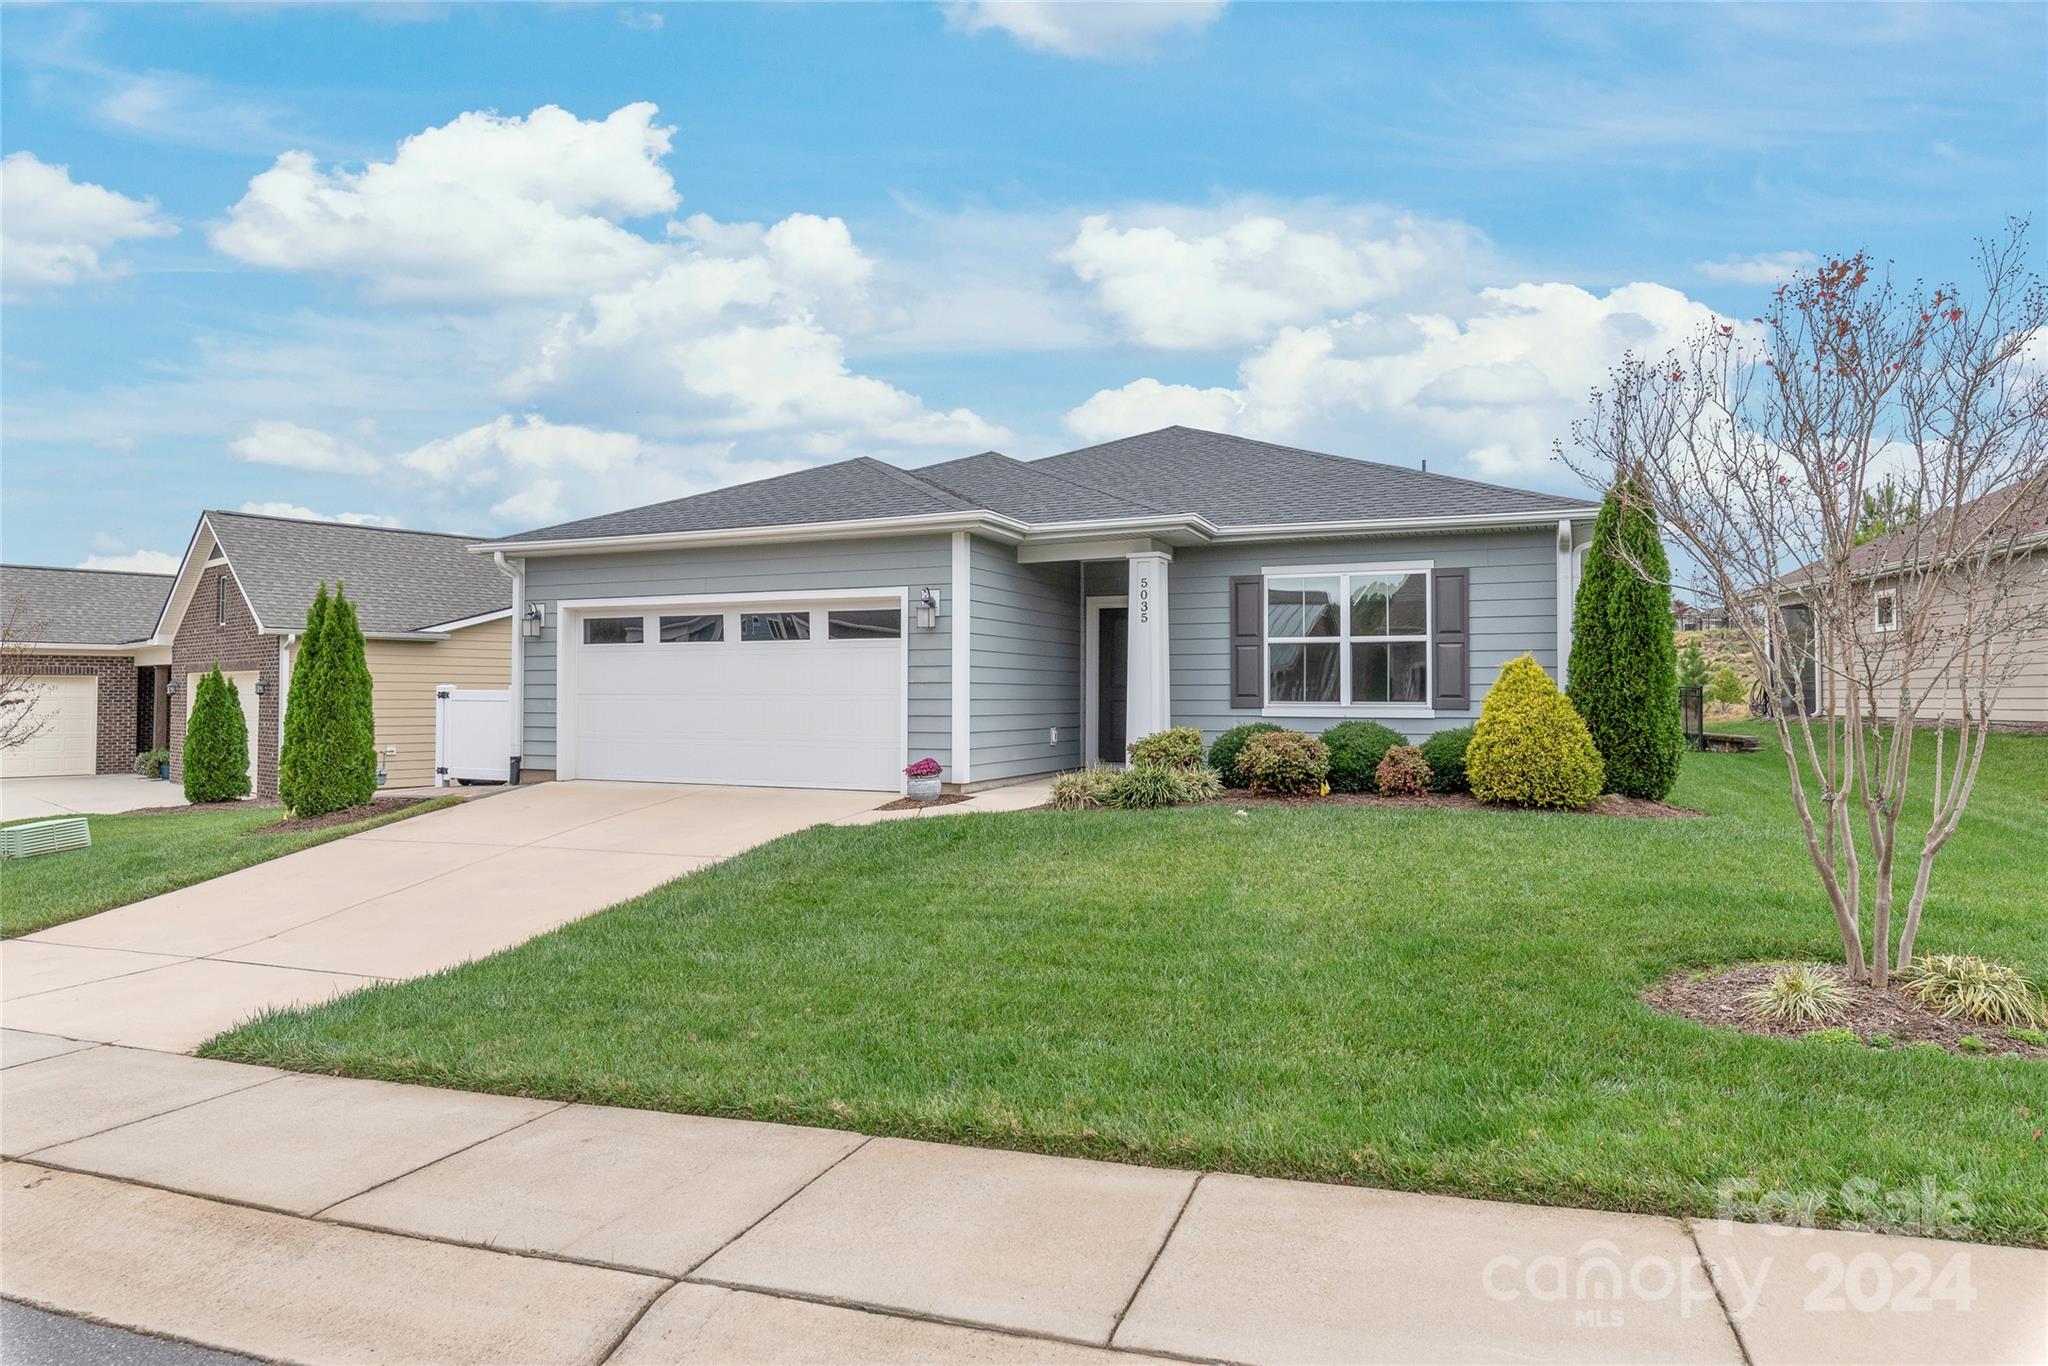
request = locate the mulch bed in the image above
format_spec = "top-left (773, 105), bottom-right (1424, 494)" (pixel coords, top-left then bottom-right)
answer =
top-left (1195, 790), bottom-right (1704, 819)
top-left (873, 793), bottom-right (972, 812)
top-left (250, 798), bottom-right (433, 835)
top-left (121, 801), bottom-right (272, 816)
top-left (1646, 963), bottom-right (2046, 1060)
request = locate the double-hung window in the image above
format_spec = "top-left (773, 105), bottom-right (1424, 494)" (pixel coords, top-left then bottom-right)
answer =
top-left (1873, 587), bottom-right (1899, 634)
top-left (1264, 565), bottom-right (1432, 710)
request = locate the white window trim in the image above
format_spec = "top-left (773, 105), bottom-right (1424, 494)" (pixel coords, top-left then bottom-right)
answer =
top-left (1259, 560), bottom-right (1436, 720)
top-left (1873, 586), bottom-right (1899, 634)
top-left (552, 588), bottom-right (911, 791)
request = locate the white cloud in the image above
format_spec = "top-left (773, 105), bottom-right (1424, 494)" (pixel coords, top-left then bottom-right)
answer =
top-left (618, 8), bottom-right (664, 31)
top-left (1694, 251), bottom-right (1818, 284)
top-left (0, 151), bottom-right (175, 295)
top-left (237, 501), bottom-right (400, 528)
top-left (1057, 207), bottom-right (1482, 349)
top-left (76, 549), bottom-right (180, 574)
top-left (228, 419), bottom-right (382, 474)
top-left (506, 211), bottom-right (1007, 454)
top-left (394, 413), bottom-right (807, 527)
top-left (944, 1), bottom-right (1225, 59)
top-left (212, 103), bottom-right (678, 303)
top-left (1067, 281), bottom-right (1724, 476)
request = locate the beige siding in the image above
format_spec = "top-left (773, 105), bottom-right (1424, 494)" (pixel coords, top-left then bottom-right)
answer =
top-left (362, 617), bottom-right (513, 787)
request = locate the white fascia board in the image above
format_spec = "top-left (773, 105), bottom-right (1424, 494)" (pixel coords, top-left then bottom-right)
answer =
top-left (1205, 508), bottom-right (1602, 542)
top-left (413, 607), bottom-right (513, 633)
top-left (468, 510), bottom-right (1028, 558)
top-left (145, 516), bottom-right (214, 642)
top-left (15, 640), bottom-right (157, 655)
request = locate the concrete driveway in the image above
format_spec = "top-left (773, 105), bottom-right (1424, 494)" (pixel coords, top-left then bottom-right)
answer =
top-left (1, 775), bottom-right (187, 822)
top-left (1, 782), bottom-right (880, 1052)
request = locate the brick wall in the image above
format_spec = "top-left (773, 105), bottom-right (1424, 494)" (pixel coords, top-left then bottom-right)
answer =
top-left (169, 563), bottom-right (282, 797)
top-left (11, 653), bottom-right (140, 774)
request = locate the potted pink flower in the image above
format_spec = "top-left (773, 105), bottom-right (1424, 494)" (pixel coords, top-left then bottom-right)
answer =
top-left (904, 757), bottom-right (943, 800)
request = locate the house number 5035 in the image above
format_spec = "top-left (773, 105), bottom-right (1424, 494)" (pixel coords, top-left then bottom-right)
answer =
top-left (1138, 576), bottom-right (1151, 624)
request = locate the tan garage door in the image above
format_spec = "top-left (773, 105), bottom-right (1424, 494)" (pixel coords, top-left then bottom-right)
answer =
top-left (188, 670), bottom-right (261, 787)
top-left (3, 675), bottom-right (99, 778)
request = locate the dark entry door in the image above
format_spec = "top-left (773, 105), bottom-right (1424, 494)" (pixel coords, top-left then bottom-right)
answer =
top-left (1098, 607), bottom-right (1128, 764)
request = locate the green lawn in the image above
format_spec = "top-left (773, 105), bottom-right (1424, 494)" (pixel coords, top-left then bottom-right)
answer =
top-left (202, 731), bottom-right (2047, 1246)
top-left (2, 797), bottom-right (460, 938)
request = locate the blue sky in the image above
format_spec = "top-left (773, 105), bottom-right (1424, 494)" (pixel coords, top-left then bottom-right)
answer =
top-left (3, 1), bottom-right (2043, 571)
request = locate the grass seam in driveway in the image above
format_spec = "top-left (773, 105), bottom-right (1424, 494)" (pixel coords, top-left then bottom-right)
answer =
top-left (3, 796), bottom-right (465, 939)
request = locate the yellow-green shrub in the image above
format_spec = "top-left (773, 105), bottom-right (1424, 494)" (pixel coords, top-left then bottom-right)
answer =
top-left (1466, 654), bottom-right (1604, 810)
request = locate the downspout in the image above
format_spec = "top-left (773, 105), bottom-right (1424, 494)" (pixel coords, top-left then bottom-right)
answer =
top-left (279, 634), bottom-right (297, 778)
top-left (1555, 519), bottom-right (1575, 687)
top-left (493, 551), bottom-right (524, 784)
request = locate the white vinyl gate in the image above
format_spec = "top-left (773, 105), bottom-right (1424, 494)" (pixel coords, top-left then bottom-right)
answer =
top-left (434, 684), bottom-right (512, 785)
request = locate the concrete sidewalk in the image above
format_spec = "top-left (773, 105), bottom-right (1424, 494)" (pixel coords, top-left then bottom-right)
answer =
top-left (3, 1032), bottom-right (2042, 1366)
top-left (2, 781), bottom-right (880, 1051)
top-left (0, 774), bottom-right (188, 822)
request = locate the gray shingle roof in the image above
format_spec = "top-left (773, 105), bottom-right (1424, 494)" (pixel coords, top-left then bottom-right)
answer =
top-left (1033, 427), bottom-right (1590, 526)
top-left (0, 565), bottom-right (171, 645)
top-left (481, 426), bottom-right (1592, 546)
top-left (204, 512), bottom-right (509, 635)
top-left (490, 457), bottom-right (980, 545)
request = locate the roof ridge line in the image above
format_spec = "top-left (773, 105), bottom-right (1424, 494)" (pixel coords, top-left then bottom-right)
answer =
top-left (0, 563), bottom-right (175, 578)
top-left (1006, 452), bottom-right (1178, 518)
top-left (1169, 426), bottom-right (1589, 506)
top-left (850, 456), bottom-right (981, 511)
top-left (205, 509), bottom-right (484, 541)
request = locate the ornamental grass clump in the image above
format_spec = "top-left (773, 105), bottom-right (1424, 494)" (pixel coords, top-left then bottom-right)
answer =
top-left (1465, 654), bottom-right (1604, 810)
top-left (1105, 762), bottom-right (1222, 809)
top-left (1049, 767), bottom-right (1118, 810)
top-left (1900, 955), bottom-right (2045, 1028)
top-left (1374, 745), bottom-right (1432, 797)
top-left (1323, 720), bottom-right (1405, 794)
top-left (1744, 964), bottom-right (1851, 1024)
top-left (1236, 729), bottom-right (1328, 797)
top-left (1207, 722), bottom-right (1284, 788)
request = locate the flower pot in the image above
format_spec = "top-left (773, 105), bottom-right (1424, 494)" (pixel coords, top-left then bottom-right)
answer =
top-left (906, 775), bottom-right (942, 801)
top-left (157, 761), bottom-right (169, 781)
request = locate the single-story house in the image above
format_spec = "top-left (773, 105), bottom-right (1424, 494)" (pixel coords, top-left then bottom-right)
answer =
top-left (3, 510), bottom-right (513, 792)
top-left (1773, 478), bottom-right (2047, 729)
top-left (0, 565), bottom-right (174, 778)
top-left (478, 426), bottom-right (1602, 793)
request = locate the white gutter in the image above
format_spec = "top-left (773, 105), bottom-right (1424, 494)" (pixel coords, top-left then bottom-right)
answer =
top-left (467, 510), bottom-right (1030, 558)
top-left (492, 551), bottom-right (524, 776)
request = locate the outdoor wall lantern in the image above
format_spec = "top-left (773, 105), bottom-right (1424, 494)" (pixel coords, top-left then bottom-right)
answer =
top-left (254, 677), bottom-right (268, 696)
top-left (164, 679), bottom-right (178, 697)
top-left (522, 602), bottom-right (546, 639)
top-left (916, 587), bottom-right (940, 631)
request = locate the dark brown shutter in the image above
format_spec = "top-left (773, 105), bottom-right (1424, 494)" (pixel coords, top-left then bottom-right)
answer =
top-left (1432, 568), bottom-right (1470, 711)
top-left (1229, 574), bottom-right (1263, 709)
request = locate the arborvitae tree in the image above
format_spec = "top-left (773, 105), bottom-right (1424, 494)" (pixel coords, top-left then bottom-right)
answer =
top-left (183, 664), bottom-right (251, 802)
top-left (1677, 639), bottom-right (1711, 691)
top-left (327, 587), bottom-right (379, 803)
top-left (277, 584), bottom-right (331, 816)
top-left (1567, 480), bottom-right (1684, 800)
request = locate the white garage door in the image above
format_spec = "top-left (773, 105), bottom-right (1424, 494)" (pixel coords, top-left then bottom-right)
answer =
top-left (3, 675), bottom-right (99, 777)
top-left (568, 600), bottom-right (905, 791)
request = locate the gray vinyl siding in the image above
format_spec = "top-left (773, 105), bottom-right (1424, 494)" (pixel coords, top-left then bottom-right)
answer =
top-left (968, 537), bottom-right (1081, 781)
top-left (1168, 529), bottom-right (1575, 745)
top-left (516, 534), bottom-right (953, 772)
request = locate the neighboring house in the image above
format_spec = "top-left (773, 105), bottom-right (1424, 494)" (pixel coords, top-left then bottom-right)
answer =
top-left (479, 426), bottom-right (1601, 793)
top-left (3, 511), bottom-right (513, 792)
top-left (1774, 481), bottom-right (2047, 729)
top-left (1, 565), bottom-right (174, 777)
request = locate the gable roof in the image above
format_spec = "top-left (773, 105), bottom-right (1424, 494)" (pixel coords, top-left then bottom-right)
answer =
top-left (202, 511), bottom-right (510, 635)
top-left (1778, 474), bottom-right (2048, 594)
top-left (480, 426), bottom-right (1595, 550)
top-left (0, 564), bottom-right (172, 645)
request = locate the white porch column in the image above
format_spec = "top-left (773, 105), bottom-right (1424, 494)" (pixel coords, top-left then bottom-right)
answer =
top-left (1126, 550), bottom-right (1172, 744)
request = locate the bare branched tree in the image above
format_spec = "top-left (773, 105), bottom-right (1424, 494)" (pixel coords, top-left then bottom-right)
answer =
top-left (1, 594), bottom-right (54, 753)
top-left (1559, 222), bottom-right (2047, 986)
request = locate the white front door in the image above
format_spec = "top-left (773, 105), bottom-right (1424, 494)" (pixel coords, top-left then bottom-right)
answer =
top-left (565, 599), bottom-right (906, 791)
top-left (2, 675), bottom-right (99, 777)
top-left (188, 670), bottom-right (261, 785)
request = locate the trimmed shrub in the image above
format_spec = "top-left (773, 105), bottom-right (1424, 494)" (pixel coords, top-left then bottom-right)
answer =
top-left (1049, 767), bottom-right (1118, 810)
top-left (279, 582), bottom-right (378, 818)
top-left (1323, 720), bottom-right (1406, 794)
top-left (1419, 726), bottom-right (1474, 793)
top-left (1466, 654), bottom-right (1604, 810)
top-left (1237, 730), bottom-right (1329, 797)
top-left (182, 665), bottom-right (251, 802)
top-left (1567, 480), bottom-right (1683, 800)
top-left (1375, 745), bottom-right (1432, 797)
top-left (1105, 763), bottom-right (1223, 809)
top-left (1207, 722), bottom-right (1284, 788)
top-left (1128, 726), bottom-right (1204, 770)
